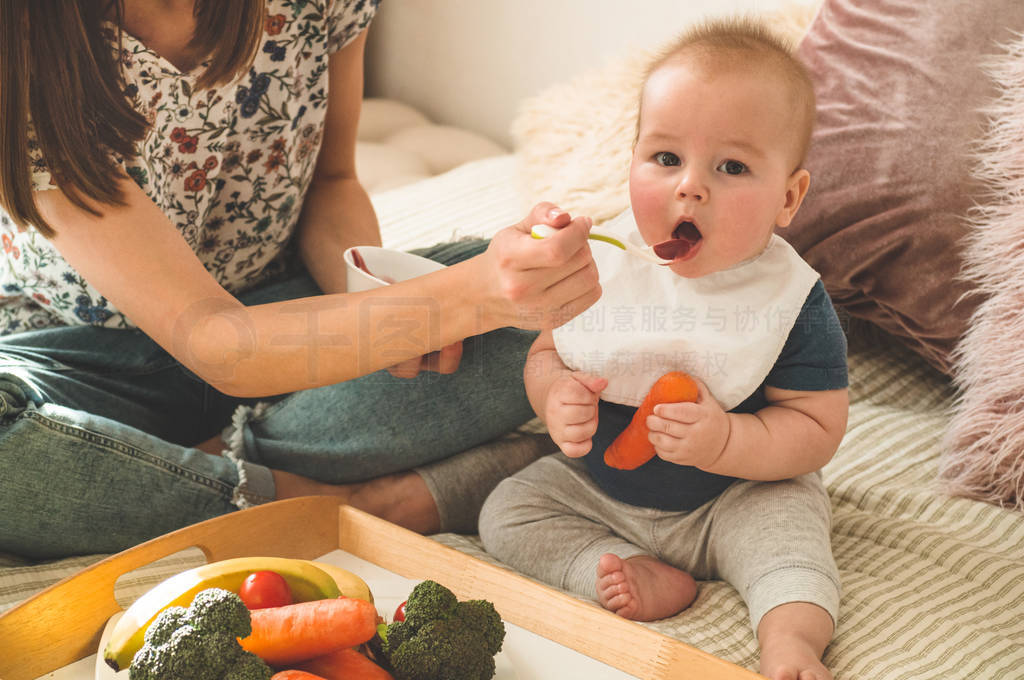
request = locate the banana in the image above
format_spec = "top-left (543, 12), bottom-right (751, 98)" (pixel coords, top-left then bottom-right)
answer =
top-left (308, 560), bottom-right (373, 603)
top-left (102, 556), bottom-right (341, 671)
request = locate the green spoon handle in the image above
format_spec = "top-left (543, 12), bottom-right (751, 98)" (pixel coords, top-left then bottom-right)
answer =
top-left (530, 224), bottom-right (668, 264)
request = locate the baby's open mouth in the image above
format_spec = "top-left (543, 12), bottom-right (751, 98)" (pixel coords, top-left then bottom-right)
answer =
top-left (653, 221), bottom-right (702, 261)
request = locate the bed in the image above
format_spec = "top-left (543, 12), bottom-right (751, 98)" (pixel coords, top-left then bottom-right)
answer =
top-left (3, 151), bottom-right (1022, 678)
top-left (4, 0), bottom-right (1024, 677)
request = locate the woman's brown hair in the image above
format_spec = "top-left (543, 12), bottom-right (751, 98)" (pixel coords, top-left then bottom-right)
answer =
top-left (0, 0), bottom-right (264, 238)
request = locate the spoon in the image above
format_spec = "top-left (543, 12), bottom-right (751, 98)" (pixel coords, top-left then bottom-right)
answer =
top-left (530, 224), bottom-right (683, 265)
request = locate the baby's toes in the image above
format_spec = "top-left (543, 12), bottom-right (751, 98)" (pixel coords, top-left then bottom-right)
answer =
top-left (798, 669), bottom-right (830, 680)
top-left (768, 666), bottom-right (799, 680)
top-left (603, 589), bottom-right (633, 609)
top-left (597, 552), bottom-right (626, 577)
top-left (609, 592), bottom-right (641, 618)
top-left (596, 567), bottom-right (626, 590)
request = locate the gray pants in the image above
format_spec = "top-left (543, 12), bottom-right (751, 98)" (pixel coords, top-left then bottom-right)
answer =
top-left (478, 454), bottom-right (840, 632)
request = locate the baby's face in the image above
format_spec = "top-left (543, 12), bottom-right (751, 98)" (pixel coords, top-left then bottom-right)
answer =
top-left (629, 59), bottom-right (809, 278)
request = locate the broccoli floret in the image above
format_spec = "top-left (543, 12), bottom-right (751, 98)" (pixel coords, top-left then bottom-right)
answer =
top-left (129, 588), bottom-right (271, 680)
top-left (131, 624), bottom-right (208, 680)
top-left (381, 619), bottom-right (415, 657)
top-left (187, 587), bottom-right (252, 638)
top-left (403, 579), bottom-right (458, 628)
top-left (453, 600), bottom-right (504, 656)
top-left (222, 651), bottom-right (273, 680)
top-left (381, 580), bottom-right (506, 680)
top-left (128, 645), bottom-right (171, 680)
top-left (143, 606), bottom-right (188, 646)
top-left (389, 639), bottom-right (441, 680)
top-left (199, 631), bottom-right (244, 677)
top-left (163, 622), bottom-right (207, 675)
top-left (391, 619), bottom-right (495, 680)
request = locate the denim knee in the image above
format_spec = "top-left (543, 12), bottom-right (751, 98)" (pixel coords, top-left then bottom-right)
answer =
top-left (0, 376), bottom-right (32, 420)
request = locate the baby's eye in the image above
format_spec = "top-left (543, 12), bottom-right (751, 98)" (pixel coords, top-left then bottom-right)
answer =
top-left (654, 152), bottom-right (680, 167)
top-left (716, 159), bottom-right (747, 175)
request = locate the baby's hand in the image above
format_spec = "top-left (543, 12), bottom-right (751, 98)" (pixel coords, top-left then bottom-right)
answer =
top-left (646, 379), bottom-right (730, 470)
top-left (545, 371), bottom-right (608, 458)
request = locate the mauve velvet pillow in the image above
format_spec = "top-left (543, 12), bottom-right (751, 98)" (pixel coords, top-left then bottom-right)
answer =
top-left (782, 0), bottom-right (1024, 374)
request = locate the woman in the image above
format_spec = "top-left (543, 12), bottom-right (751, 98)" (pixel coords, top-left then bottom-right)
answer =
top-left (0, 0), bottom-right (599, 558)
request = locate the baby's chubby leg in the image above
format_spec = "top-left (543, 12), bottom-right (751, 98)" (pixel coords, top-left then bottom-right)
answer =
top-left (596, 553), bottom-right (697, 621)
top-left (480, 455), bottom-right (688, 610)
top-left (705, 475), bottom-right (840, 680)
top-left (757, 602), bottom-right (834, 680)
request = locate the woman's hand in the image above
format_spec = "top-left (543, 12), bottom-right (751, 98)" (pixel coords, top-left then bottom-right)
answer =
top-left (385, 340), bottom-right (463, 378)
top-left (386, 202), bottom-right (600, 378)
top-left (479, 203), bottom-right (601, 330)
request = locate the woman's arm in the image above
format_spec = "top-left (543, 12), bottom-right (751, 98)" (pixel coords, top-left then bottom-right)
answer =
top-left (298, 29), bottom-right (459, 379)
top-left (39, 175), bottom-right (597, 399)
top-left (294, 29), bottom-right (602, 379)
top-left (295, 30), bottom-right (381, 295)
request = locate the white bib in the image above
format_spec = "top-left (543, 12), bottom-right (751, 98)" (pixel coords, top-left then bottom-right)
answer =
top-left (553, 210), bottom-right (820, 410)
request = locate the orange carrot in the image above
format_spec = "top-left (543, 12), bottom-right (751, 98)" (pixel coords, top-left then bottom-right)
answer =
top-left (604, 371), bottom-right (699, 470)
top-left (297, 648), bottom-right (395, 680)
top-left (272, 672), bottom-right (327, 680)
top-left (240, 597), bottom-right (378, 665)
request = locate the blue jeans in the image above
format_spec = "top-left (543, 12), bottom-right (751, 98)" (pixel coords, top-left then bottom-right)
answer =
top-left (0, 241), bottom-right (538, 559)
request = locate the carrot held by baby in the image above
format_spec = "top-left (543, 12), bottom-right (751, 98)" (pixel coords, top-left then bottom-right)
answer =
top-left (604, 371), bottom-right (700, 470)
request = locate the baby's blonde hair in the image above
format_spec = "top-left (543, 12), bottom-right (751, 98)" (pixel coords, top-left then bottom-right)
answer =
top-left (637, 16), bottom-right (816, 168)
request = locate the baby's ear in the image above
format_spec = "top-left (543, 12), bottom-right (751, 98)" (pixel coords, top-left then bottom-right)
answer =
top-left (775, 169), bottom-right (810, 229)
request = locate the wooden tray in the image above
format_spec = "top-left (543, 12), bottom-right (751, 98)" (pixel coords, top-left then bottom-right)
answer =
top-left (0, 497), bottom-right (759, 680)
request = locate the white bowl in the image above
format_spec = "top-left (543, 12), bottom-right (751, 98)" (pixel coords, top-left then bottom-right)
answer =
top-left (343, 246), bottom-right (447, 292)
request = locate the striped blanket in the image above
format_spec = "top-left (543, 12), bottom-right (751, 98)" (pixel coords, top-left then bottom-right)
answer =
top-left (3, 156), bottom-right (1022, 678)
top-left (437, 332), bottom-right (1024, 679)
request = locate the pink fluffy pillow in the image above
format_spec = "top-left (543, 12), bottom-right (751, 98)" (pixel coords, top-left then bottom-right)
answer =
top-left (783, 0), bottom-right (1024, 375)
top-left (785, 0), bottom-right (1024, 509)
top-left (941, 34), bottom-right (1024, 511)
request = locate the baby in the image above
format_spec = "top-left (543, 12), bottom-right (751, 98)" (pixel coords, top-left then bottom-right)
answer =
top-left (480, 17), bottom-right (849, 680)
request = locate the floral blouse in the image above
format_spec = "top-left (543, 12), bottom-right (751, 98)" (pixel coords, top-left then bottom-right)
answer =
top-left (0, 0), bottom-right (378, 334)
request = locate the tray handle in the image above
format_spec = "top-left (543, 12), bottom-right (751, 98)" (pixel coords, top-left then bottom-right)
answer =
top-left (0, 496), bottom-right (342, 680)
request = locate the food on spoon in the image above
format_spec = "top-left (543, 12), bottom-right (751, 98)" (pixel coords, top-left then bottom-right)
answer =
top-left (604, 371), bottom-right (700, 470)
top-left (104, 557), bottom-right (345, 671)
top-left (128, 588), bottom-right (272, 680)
top-left (374, 580), bottom-right (506, 680)
top-left (652, 220), bottom-right (702, 261)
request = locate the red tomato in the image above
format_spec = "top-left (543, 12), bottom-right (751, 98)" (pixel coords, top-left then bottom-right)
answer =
top-left (238, 570), bottom-right (293, 610)
top-left (393, 600), bottom-right (407, 622)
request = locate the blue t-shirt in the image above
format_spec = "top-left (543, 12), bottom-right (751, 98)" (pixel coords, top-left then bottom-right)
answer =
top-left (582, 280), bottom-right (848, 511)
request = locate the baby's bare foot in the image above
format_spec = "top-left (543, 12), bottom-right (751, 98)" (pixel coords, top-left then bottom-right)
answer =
top-left (758, 603), bottom-right (834, 680)
top-left (595, 553), bottom-right (696, 621)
